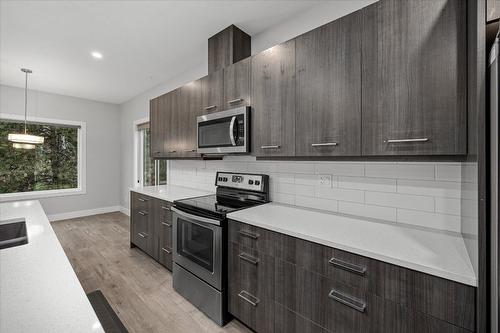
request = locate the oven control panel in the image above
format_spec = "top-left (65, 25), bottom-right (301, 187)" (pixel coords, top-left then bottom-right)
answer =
top-left (216, 172), bottom-right (267, 192)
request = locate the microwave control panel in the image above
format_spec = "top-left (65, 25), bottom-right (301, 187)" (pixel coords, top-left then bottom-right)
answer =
top-left (216, 172), bottom-right (267, 192)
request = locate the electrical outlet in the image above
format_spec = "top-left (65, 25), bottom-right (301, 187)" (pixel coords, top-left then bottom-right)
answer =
top-left (318, 175), bottom-right (332, 187)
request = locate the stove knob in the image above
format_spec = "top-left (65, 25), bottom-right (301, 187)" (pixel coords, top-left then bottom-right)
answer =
top-left (223, 177), bottom-right (228, 182)
top-left (255, 180), bottom-right (260, 186)
top-left (218, 177), bottom-right (222, 181)
top-left (248, 180), bottom-right (254, 185)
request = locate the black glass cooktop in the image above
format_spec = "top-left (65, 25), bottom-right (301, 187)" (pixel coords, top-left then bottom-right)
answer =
top-left (174, 192), bottom-right (266, 219)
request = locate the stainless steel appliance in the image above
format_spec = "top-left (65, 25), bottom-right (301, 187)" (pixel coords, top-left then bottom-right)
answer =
top-left (172, 172), bottom-right (269, 325)
top-left (489, 33), bottom-right (499, 333)
top-left (196, 107), bottom-right (250, 154)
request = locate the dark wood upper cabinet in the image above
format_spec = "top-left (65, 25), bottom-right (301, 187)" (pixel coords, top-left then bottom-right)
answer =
top-left (223, 57), bottom-right (251, 109)
top-left (162, 89), bottom-right (179, 157)
top-left (208, 25), bottom-right (251, 74)
top-left (361, 0), bottom-right (467, 156)
top-left (149, 97), bottom-right (164, 158)
top-left (251, 40), bottom-right (296, 157)
top-left (295, 12), bottom-right (362, 157)
top-left (178, 79), bottom-right (202, 158)
top-left (201, 69), bottom-right (224, 114)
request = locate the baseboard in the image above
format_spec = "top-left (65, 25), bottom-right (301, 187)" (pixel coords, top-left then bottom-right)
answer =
top-left (48, 206), bottom-right (122, 222)
top-left (120, 206), bottom-right (130, 216)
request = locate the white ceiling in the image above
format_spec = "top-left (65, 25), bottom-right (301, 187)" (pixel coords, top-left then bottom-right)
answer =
top-left (0, 0), bottom-right (329, 104)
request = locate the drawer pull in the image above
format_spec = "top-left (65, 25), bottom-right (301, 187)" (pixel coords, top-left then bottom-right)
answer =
top-left (261, 145), bottom-right (280, 149)
top-left (311, 142), bottom-right (337, 147)
top-left (228, 98), bottom-right (244, 104)
top-left (138, 211), bottom-right (148, 216)
top-left (184, 149), bottom-right (197, 152)
top-left (138, 197), bottom-right (149, 202)
top-left (239, 230), bottom-right (260, 240)
top-left (138, 232), bottom-right (148, 238)
top-left (238, 252), bottom-right (259, 265)
top-left (328, 289), bottom-right (366, 313)
top-left (162, 221), bottom-right (172, 227)
top-left (162, 247), bottom-right (172, 254)
top-left (384, 138), bottom-right (429, 143)
top-left (204, 105), bottom-right (216, 110)
top-left (168, 150), bottom-right (177, 153)
top-left (161, 206), bottom-right (171, 211)
top-left (238, 290), bottom-right (259, 307)
top-left (329, 257), bottom-right (366, 276)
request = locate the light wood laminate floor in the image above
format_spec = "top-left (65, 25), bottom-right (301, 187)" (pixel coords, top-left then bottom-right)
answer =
top-left (52, 212), bottom-right (252, 333)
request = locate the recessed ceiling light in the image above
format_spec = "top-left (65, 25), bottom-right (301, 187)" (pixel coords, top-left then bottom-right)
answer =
top-left (91, 51), bottom-right (103, 59)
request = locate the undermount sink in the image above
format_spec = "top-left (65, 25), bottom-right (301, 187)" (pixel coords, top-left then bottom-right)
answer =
top-left (0, 218), bottom-right (28, 250)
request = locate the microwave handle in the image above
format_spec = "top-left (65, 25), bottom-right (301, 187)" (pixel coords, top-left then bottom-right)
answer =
top-left (229, 116), bottom-right (237, 146)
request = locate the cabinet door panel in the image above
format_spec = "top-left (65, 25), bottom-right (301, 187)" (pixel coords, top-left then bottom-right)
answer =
top-left (361, 0), bottom-right (467, 155)
top-left (295, 12), bottom-right (362, 156)
top-left (178, 80), bottom-right (202, 158)
top-left (201, 70), bottom-right (224, 114)
top-left (252, 40), bottom-right (296, 157)
top-left (149, 97), bottom-right (164, 158)
top-left (224, 58), bottom-right (251, 108)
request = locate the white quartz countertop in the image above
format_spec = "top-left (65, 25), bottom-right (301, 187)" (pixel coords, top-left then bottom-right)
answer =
top-left (0, 200), bottom-right (104, 333)
top-left (130, 184), bottom-right (213, 202)
top-left (227, 203), bottom-right (477, 286)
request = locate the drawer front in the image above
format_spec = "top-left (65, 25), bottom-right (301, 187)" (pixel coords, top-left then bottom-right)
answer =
top-left (131, 191), bottom-right (153, 211)
top-left (274, 303), bottom-right (329, 333)
top-left (132, 211), bottom-right (151, 254)
top-left (158, 200), bottom-right (172, 221)
top-left (228, 242), bottom-right (275, 333)
top-left (275, 232), bottom-right (475, 331)
top-left (158, 245), bottom-right (172, 271)
top-left (228, 220), bottom-right (277, 256)
top-left (275, 259), bottom-right (368, 333)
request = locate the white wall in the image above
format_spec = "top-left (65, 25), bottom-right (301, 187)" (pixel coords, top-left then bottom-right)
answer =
top-left (118, 0), bottom-right (377, 211)
top-left (0, 84), bottom-right (121, 217)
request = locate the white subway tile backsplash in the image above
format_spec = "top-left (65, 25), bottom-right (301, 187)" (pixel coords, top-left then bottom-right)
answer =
top-left (365, 192), bottom-right (434, 212)
top-left (338, 202), bottom-right (397, 222)
top-left (338, 176), bottom-right (396, 192)
top-left (296, 195), bottom-right (338, 213)
top-left (397, 180), bottom-right (461, 198)
top-left (435, 197), bottom-right (461, 215)
top-left (315, 187), bottom-right (365, 203)
top-left (435, 164), bottom-right (462, 182)
top-left (366, 163), bottom-right (435, 180)
top-left (314, 162), bottom-right (365, 177)
top-left (169, 159), bottom-right (465, 233)
top-left (397, 209), bottom-right (461, 232)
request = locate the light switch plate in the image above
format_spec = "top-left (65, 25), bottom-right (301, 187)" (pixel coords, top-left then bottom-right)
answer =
top-left (318, 175), bottom-right (332, 187)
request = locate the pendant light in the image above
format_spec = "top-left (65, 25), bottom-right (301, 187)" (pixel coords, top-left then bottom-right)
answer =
top-left (7, 68), bottom-right (44, 149)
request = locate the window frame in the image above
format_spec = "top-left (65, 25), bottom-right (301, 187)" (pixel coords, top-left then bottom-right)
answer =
top-left (0, 113), bottom-right (86, 202)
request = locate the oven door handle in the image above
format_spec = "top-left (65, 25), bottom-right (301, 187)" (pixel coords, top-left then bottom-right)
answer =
top-left (229, 116), bottom-right (237, 146)
top-left (171, 207), bottom-right (221, 226)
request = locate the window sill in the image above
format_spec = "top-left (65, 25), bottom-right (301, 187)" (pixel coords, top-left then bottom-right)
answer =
top-left (0, 188), bottom-right (86, 203)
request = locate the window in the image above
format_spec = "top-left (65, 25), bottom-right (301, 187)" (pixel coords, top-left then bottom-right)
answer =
top-left (0, 114), bottom-right (85, 201)
top-left (135, 121), bottom-right (166, 186)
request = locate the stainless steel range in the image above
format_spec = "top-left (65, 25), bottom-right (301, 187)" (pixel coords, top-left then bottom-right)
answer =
top-left (172, 172), bottom-right (270, 325)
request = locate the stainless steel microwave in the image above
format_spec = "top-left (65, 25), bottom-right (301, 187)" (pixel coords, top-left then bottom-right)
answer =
top-left (197, 106), bottom-right (249, 154)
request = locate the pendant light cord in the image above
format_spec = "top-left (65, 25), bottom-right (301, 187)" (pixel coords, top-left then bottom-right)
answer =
top-left (24, 70), bottom-right (28, 134)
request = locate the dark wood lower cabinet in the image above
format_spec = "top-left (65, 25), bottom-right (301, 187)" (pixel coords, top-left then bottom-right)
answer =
top-left (228, 220), bottom-right (476, 333)
top-left (130, 191), bottom-right (173, 271)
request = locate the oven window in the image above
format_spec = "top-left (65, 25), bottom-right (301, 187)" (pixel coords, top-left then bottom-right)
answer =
top-left (198, 118), bottom-right (233, 148)
top-left (177, 218), bottom-right (214, 272)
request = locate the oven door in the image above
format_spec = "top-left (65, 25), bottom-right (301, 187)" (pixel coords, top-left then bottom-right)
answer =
top-left (197, 107), bottom-right (249, 154)
top-left (172, 207), bottom-right (223, 289)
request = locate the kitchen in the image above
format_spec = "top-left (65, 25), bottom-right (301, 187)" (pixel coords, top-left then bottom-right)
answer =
top-left (0, 0), bottom-right (495, 332)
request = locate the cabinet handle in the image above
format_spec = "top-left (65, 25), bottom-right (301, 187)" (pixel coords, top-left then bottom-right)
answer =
top-left (168, 150), bottom-right (177, 153)
top-left (138, 197), bottom-right (149, 202)
top-left (238, 252), bottom-right (259, 265)
top-left (384, 138), bottom-right (429, 143)
top-left (162, 221), bottom-right (172, 227)
top-left (138, 211), bottom-right (148, 216)
top-left (328, 257), bottom-right (366, 276)
top-left (239, 230), bottom-right (259, 239)
top-left (153, 151), bottom-right (160, 154)
top-left (161, 206), bottom-right (171, 211)
top-left (238, 290), bottom-right (259, 307)
top-left (311, 142), bottom-right (337, 147)
top-left (184, 149), bottom-right (197, 152)
top-left (228, 98), bottom-right (244, 104)
top-left (161, 247), bottom-right (172, 254)
top-left (328, 289), bottom-right (366, 313)
top-left (261, 145), bottom-right (280, 149)
top-left (138, 232), bottom-right (148, 238)
top-left (204, 105), bottom-right (216, 110)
